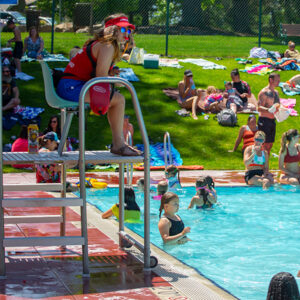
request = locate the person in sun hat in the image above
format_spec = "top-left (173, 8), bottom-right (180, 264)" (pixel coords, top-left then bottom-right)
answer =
top-left (56, 13), bottom-right (141, 157)
top-left (178, 69), bottom-right (203, 120)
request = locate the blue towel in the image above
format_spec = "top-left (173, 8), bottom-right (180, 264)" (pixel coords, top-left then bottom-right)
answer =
top-left (119, 68), bottom-right (139, 82)
top-left (136, 142), bottom-right (183, 166)
top-left (279, 82), bottom-right (300, 96)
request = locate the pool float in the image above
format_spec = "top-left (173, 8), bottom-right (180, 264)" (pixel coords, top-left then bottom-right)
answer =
top-left (77, 177), bottom-right (107, 189)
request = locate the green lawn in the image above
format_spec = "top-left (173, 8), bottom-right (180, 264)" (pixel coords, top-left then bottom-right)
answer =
top-left (1, 33), bottom-right (299, 171)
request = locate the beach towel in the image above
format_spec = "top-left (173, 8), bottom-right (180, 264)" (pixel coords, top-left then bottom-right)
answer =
top-left (178, 58), bottom-right (226, 70)
top-left (136, 142), bottom-right (183, 166)
top-left (280, 98), bottom-right (298, 116)
top-left (119, 68), bottom-right (139, 81)
top-left (249, 47), bottom-right (268, 58)
top-left (240, 64), bottom-right (273, 75)
top-left (159, 58), bottom-right (183, 68)
top-left (14, 71), bottom-right (35, 81)
top-left (21, 54), bottom-right (69, 62)
top-left (14, 105), bottom-right (45, 119)
top-left (279, 82), bottom-right (300, 96)
top-left (259, 58), bottom-right (300, 71)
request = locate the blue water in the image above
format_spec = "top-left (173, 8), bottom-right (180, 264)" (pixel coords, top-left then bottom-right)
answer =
top-left (82, 186), bottom-right (300, 300)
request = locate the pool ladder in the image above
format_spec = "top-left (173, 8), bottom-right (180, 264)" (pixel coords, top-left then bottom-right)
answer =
top-left (164, 131), bottom-right (173, 168)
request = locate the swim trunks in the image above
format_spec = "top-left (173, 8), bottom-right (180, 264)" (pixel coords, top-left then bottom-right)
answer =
top-left (244, 169), bottom-right (264, 184)
top-left (258, 117), bottom-right (276, 143)
top-left (13, 41), bottom-right (23, 59)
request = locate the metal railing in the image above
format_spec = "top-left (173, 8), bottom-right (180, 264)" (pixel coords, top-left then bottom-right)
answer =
top-left (125, 132), bottom-right (133, 186)
top-left (78, 77), bottom-right (151, 270)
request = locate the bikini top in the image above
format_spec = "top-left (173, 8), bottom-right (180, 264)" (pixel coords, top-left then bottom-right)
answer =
top-left (249, 149), bottom-right (265, 167)
top-left (284, 147), bottom-right (300, 163)
top-left (163, 215), bottom-right (185, 236)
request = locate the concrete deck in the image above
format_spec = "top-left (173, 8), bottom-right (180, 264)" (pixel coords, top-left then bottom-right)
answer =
top-left (0, 171), bottom-right (249, 299)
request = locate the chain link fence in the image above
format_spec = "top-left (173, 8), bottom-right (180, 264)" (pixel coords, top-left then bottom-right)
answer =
top-left (1, 0), bottom-right (300, 55)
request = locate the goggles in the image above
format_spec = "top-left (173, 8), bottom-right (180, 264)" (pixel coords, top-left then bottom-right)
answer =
top-left (254, 138), bottom-right (264, 143)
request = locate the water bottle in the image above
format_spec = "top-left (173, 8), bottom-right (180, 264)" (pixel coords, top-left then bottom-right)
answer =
top-left (28, 123), bottom-right (39, 154)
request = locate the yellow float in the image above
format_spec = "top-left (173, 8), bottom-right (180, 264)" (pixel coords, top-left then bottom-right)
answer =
top-left (77, 177), bottom-right (107, 189)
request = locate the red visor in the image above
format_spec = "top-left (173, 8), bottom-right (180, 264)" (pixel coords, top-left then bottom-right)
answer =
top-left (105, 16), bottom-right (135, 30)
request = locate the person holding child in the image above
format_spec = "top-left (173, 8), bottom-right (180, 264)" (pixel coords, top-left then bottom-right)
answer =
top-left (158, 192), bottom-right (190, 244)
top-left (178, 69), bottom-right (202, 120)
top-left (243, 131), bottom-right (274, 189)
top-left (188, 176), bottom-right (217, 209)
top-left (224, 81), bottom-right (243, 113)
top-left (278, 129), bottom-right (300, 185)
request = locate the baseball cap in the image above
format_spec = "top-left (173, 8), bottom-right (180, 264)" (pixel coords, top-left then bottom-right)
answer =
top-left (184, 69), bottom-right (193, 77)
top-left (43, 132), bottom-right (60, 143)
top-left (105, 16), bottom-right (135, 30)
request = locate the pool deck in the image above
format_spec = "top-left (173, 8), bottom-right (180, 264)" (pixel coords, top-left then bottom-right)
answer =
top-left (0, 170), bottom-right (258, 300)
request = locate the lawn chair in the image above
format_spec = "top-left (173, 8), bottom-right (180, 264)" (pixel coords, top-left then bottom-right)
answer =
top-left (39, 61), bottom-right (78, 156)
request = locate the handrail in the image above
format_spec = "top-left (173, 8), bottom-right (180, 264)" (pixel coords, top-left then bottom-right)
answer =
top-left (163, 131), bottom-right (173, 169)
top-left (125, 132), bottom-right (133, 186)
top-left (78, 77), bottom-right (150, 270)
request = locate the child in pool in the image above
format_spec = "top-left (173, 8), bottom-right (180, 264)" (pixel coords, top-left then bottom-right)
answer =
top-left (153, 180), bottom-right (168, 200)
top-left (102, 186), bottom-right (140, 222)
top-left (188, 176), bottom-right (217, 209)
top-left (165, 165), bottom-right (182, 190)
top-left (136, 178), bottom-right (144, 191)
top-left (158, 192), bottom-right (190, 244)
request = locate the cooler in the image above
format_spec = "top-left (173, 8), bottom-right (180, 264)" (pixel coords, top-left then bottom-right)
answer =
top-left (143, 54), bottom-right (159, 69)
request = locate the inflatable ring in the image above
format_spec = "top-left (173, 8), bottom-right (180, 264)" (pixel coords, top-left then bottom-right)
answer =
top-left (77, 177), bottom-right (107, 189)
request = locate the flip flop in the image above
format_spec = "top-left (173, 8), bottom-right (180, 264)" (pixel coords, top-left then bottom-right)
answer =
top-left (111, 144), bottom-right (143, 156)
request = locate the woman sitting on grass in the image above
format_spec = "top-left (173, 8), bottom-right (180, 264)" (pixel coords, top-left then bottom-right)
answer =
top-left (229, 114), bottom-right (258, 154)
top-left (243, 131), bottom-right (274, 189)
top-left (23, 27), bottom-right (45, 59)
top-left (278, 129), bottom-right (300, 185)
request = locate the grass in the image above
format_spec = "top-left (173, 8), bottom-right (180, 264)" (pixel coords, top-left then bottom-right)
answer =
top-left (1, 32), bottom-right (299, 171)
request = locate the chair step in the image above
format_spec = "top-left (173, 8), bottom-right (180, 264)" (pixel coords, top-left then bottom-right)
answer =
top-left (3, 183), bottom-right (63, 192)
top-left (2, 197), bottom-right (83, 207)
top-left (4, 215), bottom-right (63, 224)
top-left (3, 236), bottom-right (85, 247)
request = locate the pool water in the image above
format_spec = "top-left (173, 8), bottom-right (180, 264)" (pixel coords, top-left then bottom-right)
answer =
top-left (83, 186), bottom-right (300, 300)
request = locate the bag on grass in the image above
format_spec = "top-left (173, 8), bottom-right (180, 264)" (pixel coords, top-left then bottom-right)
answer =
top-left (216, 109), bottom-right (237, 127)
top-left (129, 47), bottom-right (144, 65)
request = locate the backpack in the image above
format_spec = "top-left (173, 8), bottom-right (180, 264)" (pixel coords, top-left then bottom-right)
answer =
top-left (216, 109), bottom-right (237, 126)
top-left (52, 42), bottom-right (97, 88)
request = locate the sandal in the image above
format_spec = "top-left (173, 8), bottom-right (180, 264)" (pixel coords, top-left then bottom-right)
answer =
top-left (110, 144), bottom-right (143, 157)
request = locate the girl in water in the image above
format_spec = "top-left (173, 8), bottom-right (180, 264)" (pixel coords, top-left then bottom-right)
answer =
top-left (188, 176), bottom-right (217, 209)
top-left (158, 192), bottom-right (190, 244)
top-left (165, 165), bottom-right (182, 190)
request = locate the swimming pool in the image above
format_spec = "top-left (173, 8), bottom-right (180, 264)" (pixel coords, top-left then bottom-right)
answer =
top-left (83, 185), bottom-right (300, 300)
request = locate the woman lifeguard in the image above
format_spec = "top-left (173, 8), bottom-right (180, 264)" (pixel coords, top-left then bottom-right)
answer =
top-left (278, 129), bottom-right (300, 185)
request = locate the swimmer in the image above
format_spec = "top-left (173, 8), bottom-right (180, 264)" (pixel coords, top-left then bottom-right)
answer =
top-left (188, 176), bottom-right (217, 209)
top-left (153, 180), bottom-right (168, 200)
top-left (158, 192), bottom-right (190, 244)
top-left (165, 165), bottom-right (182, 190)
top-left (136, 178), bottom-right (144, 191)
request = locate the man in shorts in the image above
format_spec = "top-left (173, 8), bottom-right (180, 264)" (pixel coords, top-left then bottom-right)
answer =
top-left (257, 73), bottom-right (281, 154)
top-left (6, 19), bottom-right (23, 73)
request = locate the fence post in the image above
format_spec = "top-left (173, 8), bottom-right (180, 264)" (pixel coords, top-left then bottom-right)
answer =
top-left (258, 0), bottom-right (262, 47)
top-left (51, 0), bottom-right (56, 54)
top-left (165, 0), bottom-right (170, 56)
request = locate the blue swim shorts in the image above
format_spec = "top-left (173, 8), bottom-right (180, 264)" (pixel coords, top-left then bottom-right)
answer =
top-left (56, 78), bottom-right (86, 102)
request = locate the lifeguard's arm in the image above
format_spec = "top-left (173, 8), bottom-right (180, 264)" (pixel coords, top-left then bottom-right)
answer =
top-left (178, 81), bottom-right (191, 100)
top-left (232, 126), bottom-right (245, 151)
top-left (95, 43), bottom-right (115, 77)
top-left (158, 218), bottom-right (190, 244)
top-left (243, 146), bottom-right (255, 167)
top-left (102, 208), bottom-right (114, 219)
top-left (257, 90), bottom-right (275, 118)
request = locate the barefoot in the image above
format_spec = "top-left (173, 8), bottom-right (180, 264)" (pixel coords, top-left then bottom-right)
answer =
top-left (192, 114), bottom-right (198, 120)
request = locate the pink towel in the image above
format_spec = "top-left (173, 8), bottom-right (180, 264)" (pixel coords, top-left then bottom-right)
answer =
top-left (280, 98), bottom-right (298, 116)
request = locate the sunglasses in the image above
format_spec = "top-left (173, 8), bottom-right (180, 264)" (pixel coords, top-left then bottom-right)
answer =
top-left (255, 138), bottom-right (264, 143)
top-left (120, 27), bottom-right (131, 34)
top-left (2, 70), bottom-right (10, 73)
top-left (51, 120), bottom-right (57, 123)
